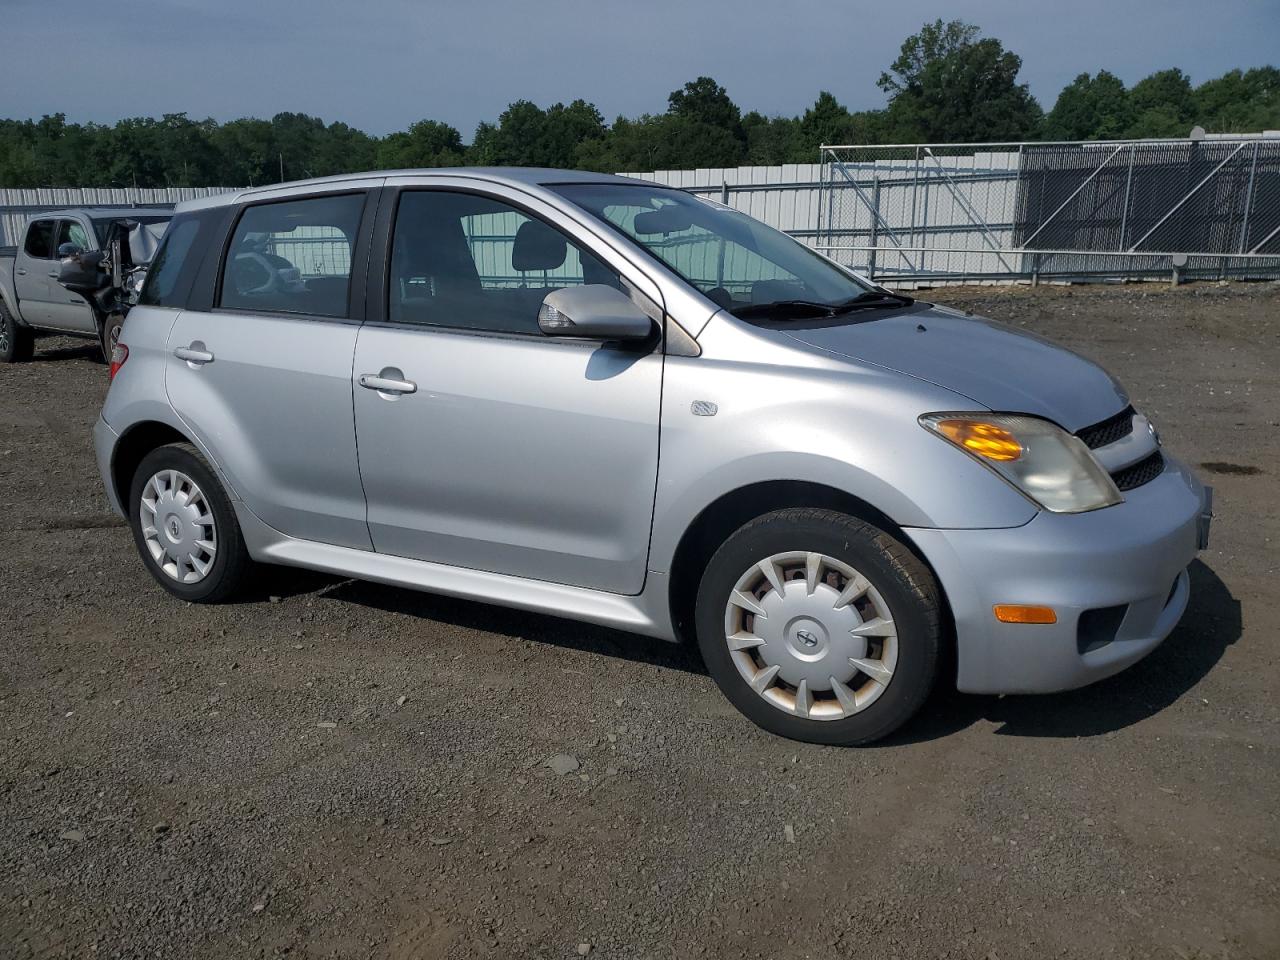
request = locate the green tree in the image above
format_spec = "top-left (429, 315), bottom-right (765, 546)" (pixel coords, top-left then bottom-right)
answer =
top-left (376, 119), bottom-right (464, 169)
top-left (1043, 71), bottom-right (1133, 140)
top-left (877, 19), bottom-right (1043, 142)
top-left (1192, 67), bottom-right (1280, 133)
top-left (467, 99), bottom-right (606, 168)
top-left (1127, 68), bottom-right (1195, 136)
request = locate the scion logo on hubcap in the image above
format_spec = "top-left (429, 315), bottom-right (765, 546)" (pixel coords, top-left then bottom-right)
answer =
top-left (795, 629), bottom-right (820, 648)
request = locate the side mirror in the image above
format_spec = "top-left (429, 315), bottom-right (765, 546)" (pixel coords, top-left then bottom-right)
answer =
top-left (57, 242), bottom-right (86, 259)
top-left (538, 284), bottom-right (654, 341)
top-left (58, 250), bottom-right (110, 293)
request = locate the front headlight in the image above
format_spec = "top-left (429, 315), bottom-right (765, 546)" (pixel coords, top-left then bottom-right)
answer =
top-left (920, 413), bottom-right (1122, 513)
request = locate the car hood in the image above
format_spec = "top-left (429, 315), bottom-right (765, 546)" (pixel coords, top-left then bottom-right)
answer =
top-left (780, 303), bottom-right (1128, 432)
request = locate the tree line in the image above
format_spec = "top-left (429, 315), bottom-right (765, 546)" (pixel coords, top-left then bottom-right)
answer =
top-left (2, 19), bottom-right (1276, 189)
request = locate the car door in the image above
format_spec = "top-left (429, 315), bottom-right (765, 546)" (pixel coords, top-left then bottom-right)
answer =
top-left (165, 186), bottom-right (382, 551)
top-left (14, 219), bottom-right (56, 326)
top-left (352, 183), bottom-right (664, 595)
top-left (43, 219), bottom-right (98, 333)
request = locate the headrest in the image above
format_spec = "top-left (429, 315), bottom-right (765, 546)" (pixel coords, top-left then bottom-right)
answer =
top-left (512, 219), bottom-right (568, 271)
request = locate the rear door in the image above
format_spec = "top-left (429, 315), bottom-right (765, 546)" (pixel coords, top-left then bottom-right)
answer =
top-left (44, 219), bottom-right (98, 333)
top-left (165, 185), bottom-right (382, 550)
top-left (14, 219), bottom-right (56, 325)
top-left (351, 181), bottom-right (664, 594)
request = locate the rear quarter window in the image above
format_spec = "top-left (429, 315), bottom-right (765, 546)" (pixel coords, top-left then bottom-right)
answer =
top-left (138, 213), bottom-right (205, 308)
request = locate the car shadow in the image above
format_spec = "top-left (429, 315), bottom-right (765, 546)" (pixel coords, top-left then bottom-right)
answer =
top-left (30, 342), bottom-right (101, 363)
top-left (885, 558), bottom-right (1241, 744)
top-left (256, 558), bottom-right (1239, 738)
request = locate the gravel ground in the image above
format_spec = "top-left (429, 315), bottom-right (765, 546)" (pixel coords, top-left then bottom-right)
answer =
top-left (1, 282), bottom-right (1277, 960)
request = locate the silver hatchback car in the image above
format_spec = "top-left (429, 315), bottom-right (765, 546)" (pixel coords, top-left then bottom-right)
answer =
top-left (94, 168), bottom-right (1213, 745)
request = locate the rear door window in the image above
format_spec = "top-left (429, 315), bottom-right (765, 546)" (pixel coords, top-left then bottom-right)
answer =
top-left (23, 220), bottom-right (56, 259)
top-left (219, 193), bottom-right (366, 319)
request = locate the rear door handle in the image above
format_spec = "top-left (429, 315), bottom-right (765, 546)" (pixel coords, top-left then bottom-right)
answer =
top-left (15, 268), bottom-right (26, 276)
top-left (175, 345), bottom-right (214, 365)
top-left (359, 372), bottom-right (417, 395)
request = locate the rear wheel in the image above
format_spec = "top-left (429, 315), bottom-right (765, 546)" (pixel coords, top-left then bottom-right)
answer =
top-left (695, 508), bottom-right (942, 746)
top-left (0, 300), bottom-right (34, 363)
top-left (99, 313), bottom-right (123, 365)
top-left (128, 442), bottom-right (255, 603)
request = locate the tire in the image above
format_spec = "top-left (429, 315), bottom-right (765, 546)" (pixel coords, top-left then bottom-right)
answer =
top-left (0, 299), bottom-right (35, 363)
top-left (694, 508), bottom-right (942, 746)
top-left (99, 312), bottom-right (123, 365)
top-left (127, 442), bottom-right (255, 603)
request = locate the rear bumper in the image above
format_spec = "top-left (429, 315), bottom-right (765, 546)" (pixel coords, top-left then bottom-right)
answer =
top-left (907, 454), bottom-right (1211, 694)
top-left (94, 415), bottom-right (124, 518)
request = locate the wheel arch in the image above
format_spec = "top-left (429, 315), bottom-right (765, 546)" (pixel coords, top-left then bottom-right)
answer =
top-left (665, 480), bottom-right (955, 667)
top-left (109, 420), bottom-right (194, 509)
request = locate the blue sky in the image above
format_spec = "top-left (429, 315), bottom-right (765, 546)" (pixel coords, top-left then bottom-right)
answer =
top-left (3, 0), bottom-right (1277, 136)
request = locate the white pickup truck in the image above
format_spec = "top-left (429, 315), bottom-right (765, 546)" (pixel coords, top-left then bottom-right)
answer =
top-left (0, 208), bottom-right (171, 363)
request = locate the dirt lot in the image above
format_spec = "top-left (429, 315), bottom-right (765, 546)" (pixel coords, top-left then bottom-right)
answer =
top-left (1, 282), bottom-right (1277, 960)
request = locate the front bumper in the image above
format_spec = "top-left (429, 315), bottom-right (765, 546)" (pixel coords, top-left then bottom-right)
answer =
top-left (907, 454), bottom-right (1211, 695)
top-left (94, 415), bottom-right (125, 518)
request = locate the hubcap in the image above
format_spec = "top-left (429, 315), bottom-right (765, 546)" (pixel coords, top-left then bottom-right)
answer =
top-left (0, 312), bottom-right (10, 353)
top-left (723, 551), bottom-right (898, 720)
top-left (139, 469), bottom-right (217, 584)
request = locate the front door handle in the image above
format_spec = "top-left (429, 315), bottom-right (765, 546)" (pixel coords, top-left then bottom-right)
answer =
top-left (175, 344), bottom-right (214, 365)
top-left (359, 370), bottom-right (417, 396)
top-left (47, 270), bottom-right (60, 278)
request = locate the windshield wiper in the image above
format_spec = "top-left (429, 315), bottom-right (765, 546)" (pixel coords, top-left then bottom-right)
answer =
top-left (732, 299), bottom-right (844, 319)
top-left (828, 290), bottom-right (915, 313)
top-left (732, 290), bottom-right (915, 321)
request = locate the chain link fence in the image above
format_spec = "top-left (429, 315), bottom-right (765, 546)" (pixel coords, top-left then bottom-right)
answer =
top-left (816, 137), bottom-right (1280, 284)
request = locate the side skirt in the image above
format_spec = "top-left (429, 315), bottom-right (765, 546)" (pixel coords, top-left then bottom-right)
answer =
top-left (233, 502), bottom-right (676, 641)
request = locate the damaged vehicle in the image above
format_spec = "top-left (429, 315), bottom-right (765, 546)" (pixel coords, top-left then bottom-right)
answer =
top-left (0, 209), bottom-right (170, 362)
top-left (92, 170), bottom-right (1213, 745)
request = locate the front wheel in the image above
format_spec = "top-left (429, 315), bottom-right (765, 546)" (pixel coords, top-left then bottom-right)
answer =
top-left (0, 300), bottom-right (34, 363)
top-left (128, 442), bottom-right (255, 603)
top-left (695, 508), bottom-right (943, 746)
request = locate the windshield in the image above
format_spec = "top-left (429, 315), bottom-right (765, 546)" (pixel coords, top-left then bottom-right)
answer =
top-left (553, 183), bottom-right (878, 318)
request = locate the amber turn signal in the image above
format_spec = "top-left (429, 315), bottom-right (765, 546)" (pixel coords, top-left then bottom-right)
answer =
top-left (993, 604), bottom-right (1058, 624)
top-left (934, 419), bottom-right (1023, 462)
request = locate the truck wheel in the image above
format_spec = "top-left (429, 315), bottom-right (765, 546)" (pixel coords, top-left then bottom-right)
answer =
top-left (100, 313), bottom-right (124, 365)
top-left (694, 508), bottom-right (943, 746)
top-left (0, 300), bottom-right (34, 363)
top-left (128, 442), bottom-right (255, 603)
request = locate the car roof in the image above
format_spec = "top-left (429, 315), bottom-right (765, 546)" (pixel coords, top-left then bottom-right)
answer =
top-left (27, 207), bottom-right (174, 221)
top-left (174, 168), bottom-right (662, 213)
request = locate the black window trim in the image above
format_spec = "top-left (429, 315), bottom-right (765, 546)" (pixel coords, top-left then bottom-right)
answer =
top-left (211, 188), bottom-right (379, 325)
top-left (367, 184), bottom-right (663, 346)
top-left (23, 219), bottom-right (57, 260)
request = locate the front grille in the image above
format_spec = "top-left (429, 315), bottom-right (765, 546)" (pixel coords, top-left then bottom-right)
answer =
top-left (1077, 406), bottom-right (1135, 449)
top-left (1112, 450), bottom-right (1165, 491)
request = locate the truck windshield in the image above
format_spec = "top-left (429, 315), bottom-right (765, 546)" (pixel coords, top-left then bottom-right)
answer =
top-left (91, 215), bottom-right (172, 246)
top-left (553, 183), bottom-right (879, 318)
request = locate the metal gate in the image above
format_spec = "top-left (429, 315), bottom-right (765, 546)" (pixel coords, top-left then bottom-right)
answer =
top-left (815, 137), bottom-right (1280, 283)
